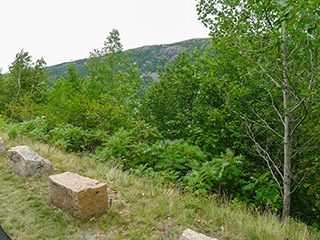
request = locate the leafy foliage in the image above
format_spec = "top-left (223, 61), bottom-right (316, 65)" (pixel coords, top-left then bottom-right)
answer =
top-left (2, 16), bottom-right (320, 227)
top-left (93, 122), bottom-right (207, 183)
top-left (196, 0), bottom-right (320, 223)
top-left (7, 30), bottom-right (142, 135)
top-left (1, 50), bottom-right (48, 117)
top-left (140, 50), bottom-right (243, 155)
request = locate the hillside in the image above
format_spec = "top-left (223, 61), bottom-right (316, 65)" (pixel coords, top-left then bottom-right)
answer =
top-left (0, 121), bottom-right (318, 239)
top-left (46, 38), bottom-right (208, 81)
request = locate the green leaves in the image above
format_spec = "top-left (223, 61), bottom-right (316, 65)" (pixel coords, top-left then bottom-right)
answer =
top-left (140, 48), bottom-right (241, 154)
top-left (0, 50), bottom-right (48, 116)
top-left (92, 123), bottom-right (208, 184)
top-left (83, 29), bottom-right (141, 132)
top-left (197, 0), bottom-right (320, 223)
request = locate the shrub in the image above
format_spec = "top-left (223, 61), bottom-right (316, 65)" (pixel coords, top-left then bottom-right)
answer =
top-left (242, 172), bottom-right (282, 212)
top-left (48, 124), bottom-right (105, 152)
top-left (12, 117), bottom-right (105, 152)
top-left (20, 116), bottom-right (51, 141)
top-left (93, 123), bottom-right (207, 184)
top-left (183, 149), bottom-right (246, 195)
top-left (92, 122), bottom-right (162, 166)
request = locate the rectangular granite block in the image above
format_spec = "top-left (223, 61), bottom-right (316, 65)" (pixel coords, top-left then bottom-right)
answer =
top-left (48, 172), bottom-right (108, 219)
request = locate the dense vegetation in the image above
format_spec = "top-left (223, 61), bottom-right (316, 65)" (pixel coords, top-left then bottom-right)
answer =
top-left (1, 131), bottom-right (317, 239)
top-left (1, 0), bottom-right (320, 233)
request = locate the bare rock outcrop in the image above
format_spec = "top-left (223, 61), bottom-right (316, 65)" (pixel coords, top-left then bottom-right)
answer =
top-left (48, 172), bottom-right (109, 219)
top-left (180, 229), bottom-right (218, 240)
top-left (7, 146), bottom-right (51, 177)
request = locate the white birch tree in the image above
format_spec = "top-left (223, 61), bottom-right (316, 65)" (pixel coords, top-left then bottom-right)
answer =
top-left (197, 0), bottom-right (320, 222)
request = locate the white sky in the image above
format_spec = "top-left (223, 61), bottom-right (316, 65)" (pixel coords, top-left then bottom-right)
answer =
top-left (0, 0), bottom-right (209, 73)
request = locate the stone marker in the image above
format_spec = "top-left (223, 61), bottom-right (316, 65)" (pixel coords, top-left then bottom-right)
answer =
top-left (180, 229), bottom-right (218, 240)
top-left (0, 137), bottom-right (6, 153)
top-left (48, 172), bottom-right (108, 219)
top-left (7, 146), bottom-right (51, 177)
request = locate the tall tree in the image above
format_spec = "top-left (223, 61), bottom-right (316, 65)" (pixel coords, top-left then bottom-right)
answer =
top-left (85, 29), bottom-right (140, 97)
top-left (0, 50), bottom-right (48, 116)
top-left (84, 29), bottom-right (141, 131)
top-left (140, 50), bottom-right (241, 155)
top-left (197, 0), bottom-right (320, 222)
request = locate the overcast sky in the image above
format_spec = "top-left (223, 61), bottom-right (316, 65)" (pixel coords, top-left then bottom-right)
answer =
top-left (0, 0), bottom-right (209, 73)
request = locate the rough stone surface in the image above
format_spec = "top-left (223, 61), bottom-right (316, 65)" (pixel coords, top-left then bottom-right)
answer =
top-left (180, 229), bottom-right (218, 240)
top-left (0, 137), bottom-right (6, 153)
top-left (7, 146), bottom-right (51, 177)
top-left (48, 172), bottom-right (108, 219)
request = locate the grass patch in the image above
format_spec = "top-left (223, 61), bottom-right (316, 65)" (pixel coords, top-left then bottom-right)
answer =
top-left (0, 132), bottom-right (319, 239)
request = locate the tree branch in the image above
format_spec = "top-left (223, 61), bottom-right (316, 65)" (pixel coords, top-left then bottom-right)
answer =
top-left (245, 121), bottom-right (284, 197)
top-left (291, 131), bottom-right (320, 160)
top-left (243, 101), bottom-right (283, 139)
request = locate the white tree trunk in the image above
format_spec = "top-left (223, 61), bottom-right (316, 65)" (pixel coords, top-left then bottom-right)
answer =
top-left (14, 70), bottom-right (21, 103)
top-left (282, 20), bottom-right (291, 224)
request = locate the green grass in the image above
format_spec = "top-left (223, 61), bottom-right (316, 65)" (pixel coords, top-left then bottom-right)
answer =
top-left (0, 132), bottom-right (319, 240)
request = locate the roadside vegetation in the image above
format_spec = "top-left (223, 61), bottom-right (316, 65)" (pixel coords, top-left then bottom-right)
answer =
top-left (0, 130), bottom-right (318, 239)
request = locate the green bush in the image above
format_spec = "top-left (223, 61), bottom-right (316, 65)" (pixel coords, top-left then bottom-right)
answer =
top-left (20, 116), bottom-right (51, 141)
top-left (183, 150), bottom-right (282, 211)
top-left (242, 172), bottom-right (282, 212)
top-left (93, 123), bottom-right (207, 184)
top-left (48, 124), bottom-right (105, 152)
top-left (183, 149), bottom-right (245, 195)
top-left (12, 117), bottom-right (105, 152)
top-left (92, 122), bottom-right (162, 166)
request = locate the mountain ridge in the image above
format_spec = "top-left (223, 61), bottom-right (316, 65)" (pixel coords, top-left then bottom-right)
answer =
top-left (46, 38), bottom-right (209, 81)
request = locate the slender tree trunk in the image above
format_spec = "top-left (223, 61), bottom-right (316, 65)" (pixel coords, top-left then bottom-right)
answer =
top-left (282, 20), bottom-right (291, 224)
top-left (283, 91), bottom-right (291, 223)
top-left (14, 70), bottom-right (22, 103)
top-left (10, 70), bottom-right (22, 118)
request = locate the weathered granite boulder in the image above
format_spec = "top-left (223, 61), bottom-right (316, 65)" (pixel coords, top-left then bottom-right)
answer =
top-left (7, 146), bottom-right (51, 177)
top-left (48, 172), bottom-right (109, 219)
top-left (0, 224), bottom-right (12, 240)
top-left (180, 229), bottom-right (218, 240)
top-left (0, 137), bottom-right (6, 154)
